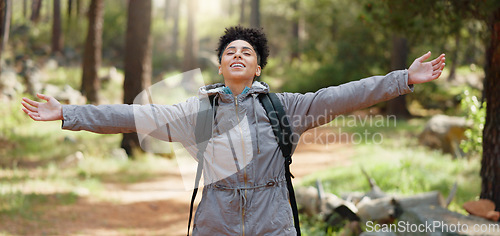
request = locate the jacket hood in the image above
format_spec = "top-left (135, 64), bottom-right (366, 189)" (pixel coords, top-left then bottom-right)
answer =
top-left (198, 81), bottom-right (269, 97)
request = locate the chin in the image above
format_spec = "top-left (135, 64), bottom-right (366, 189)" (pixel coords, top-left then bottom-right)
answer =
top-left (226, 74), bottom-right (254, 81)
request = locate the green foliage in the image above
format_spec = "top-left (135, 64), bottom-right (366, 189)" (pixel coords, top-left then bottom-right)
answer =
top-left (460, 89), bottom-right (486, 157)
top-left (101, 1), bottom-right (127, 64)
top-left (268, 0), bottom-right (391, 93)
top-left (0, 191), bottom-right (77, 218)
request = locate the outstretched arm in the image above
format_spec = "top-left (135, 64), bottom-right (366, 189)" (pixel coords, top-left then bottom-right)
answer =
top-left (22, 93), bottom-right (63, 121)
top-left (408, 52), bottom-right (446, 85)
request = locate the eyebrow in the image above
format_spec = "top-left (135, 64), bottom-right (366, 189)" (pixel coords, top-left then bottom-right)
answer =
top-left (225, 46), bottom-right (254, 52)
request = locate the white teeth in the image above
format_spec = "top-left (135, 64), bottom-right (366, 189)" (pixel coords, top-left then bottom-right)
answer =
top-left (231, 63), bottom-right (244, 68)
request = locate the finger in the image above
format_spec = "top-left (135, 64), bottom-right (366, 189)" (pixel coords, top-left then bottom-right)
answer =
top-left (22, 97), bottom-right (40, 107)
top-left (432, 63), bottom-right (445, 74)
top-left (29, 113), bottom-right (42, 121)
top-left (432, 62), bottom-right (441, 70)
top-left (37, 93), bottom-right (51, 102)
top-left (433, 63), bottom-right (445, 72)
top-left (439, 62), bottom-right (446, 71)
top-left (431, 70), bottom-right (443, 80)
top-left (417, 51), bottom-right (432, 62)
top-left (431, 54), bottom-right (445, 66)
top-left (24, 110), bottom-right (40, 121)
top-left (21, 101), bottom-right (38, 112)
top-left (22, 107), bottom-right (31, 116)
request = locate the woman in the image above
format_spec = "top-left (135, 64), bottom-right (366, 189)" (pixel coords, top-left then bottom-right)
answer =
top-left (22, 26), bottom-right (445, 235)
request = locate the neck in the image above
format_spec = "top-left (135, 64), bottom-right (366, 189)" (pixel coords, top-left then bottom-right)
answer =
top-left (225, 79), bottom-right (253, 95)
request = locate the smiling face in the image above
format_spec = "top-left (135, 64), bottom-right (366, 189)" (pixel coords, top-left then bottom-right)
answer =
top-left (219, 40), bottom-right (261, 84)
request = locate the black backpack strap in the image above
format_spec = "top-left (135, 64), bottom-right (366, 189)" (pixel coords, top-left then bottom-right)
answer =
top-left (259, 93), bottom-right (301, 235)
top-left (187, 95), bottom-right (216, 236)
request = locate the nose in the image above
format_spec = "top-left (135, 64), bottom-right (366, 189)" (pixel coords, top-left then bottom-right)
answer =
top-left (233, 50), bottom-right (242, 59)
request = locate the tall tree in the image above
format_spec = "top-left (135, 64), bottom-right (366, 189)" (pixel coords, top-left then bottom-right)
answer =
top-left (171, 0), bottom-right (180, 62)
top-left (239, 0), bottom-right (246, 25)
top-left (51, 0), bottom-right (63, 54)
top-left (30, 0), bottom-right (42, 23)
top-left (67, 0), bottom-right (73, 18)
top-left (75, 0), bottom-right (82, 17)
top-left (182, 0), bottom-right (197, 72)
top-left (164, 0), bottom-right (171, 21)
top-left (0, 0), bottom-right (11, 72)
top-left (80, 0), bottom-right (104, 104)
top-left (290, 0), bottom-right (299, 61)
top-left (23, 0), bottom-right (27, 19)
top-left (386, 35), bottom-right (411, 118)
top-left (361, 0), bottom-right (441, 118)
top-left (481, 6), bottom-right (500, 212)
top-left (249, 0), bottom-right (259, 28)
top-left (121, 0), bottom-right (152, 156)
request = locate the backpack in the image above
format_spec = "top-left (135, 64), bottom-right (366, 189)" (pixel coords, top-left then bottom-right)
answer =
top-left (187, 92), bottom-right (301, 236)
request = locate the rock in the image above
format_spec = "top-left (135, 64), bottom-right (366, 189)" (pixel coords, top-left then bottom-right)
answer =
top-left (0, 68), bottom-right (24, 101)
top-left (356, 196), bottom-right (398, 223)
top-left (61, 151), bottom-right (84, 168)
top-left (73, 187), bottom-right (90, 196)
top-left (418, 115), bottom-right (470, 158)
top-left (44, 58), bottom-right (59, 70)
top-left (111, 148), bottom-right (128, 161)
top-left (21, 59), bottom-right (42, 95)
top-left (296, 186), bottom-right (322, 216)
top-left (463, 199), bottom-right (500, 221)
top-left (100, 66), bottom-right (123, 84)
top-left (42, 84), bottom-right (86, 104)
top-left (63, 136), bottom-right (77, 144)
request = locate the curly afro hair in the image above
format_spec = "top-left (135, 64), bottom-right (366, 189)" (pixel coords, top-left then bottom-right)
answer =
top-left (216, 26), bottom-right (270, 69)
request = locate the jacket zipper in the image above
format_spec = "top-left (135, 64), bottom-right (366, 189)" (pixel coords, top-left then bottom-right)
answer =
top-left (235, 96), bottom-right (247, 236)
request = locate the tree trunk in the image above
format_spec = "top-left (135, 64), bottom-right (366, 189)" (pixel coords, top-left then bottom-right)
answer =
top-left (171, 0), bottom-right (179, 62)
top-left (291, 0), bottom-right (299, 61)
top-left (239, 0), bottom-right (245, 25)
top-left (0, 0), bottom-right (4, 72)
top-left (164, 0), bottom-right (171, 21)
top-left (447, 31), bottom-right (461, 81)
top-left (0, 0), bottom-right (11, 73)
top-left (23, 0), bottom-right (27, 19)
top-left (31, 0), bottom-right (42, 23)
top-left (386, 35), bottom-right (411, 119)
top-left (182, 0), bottom-right (197, 72)
top-left (226, 0), bottom-right (234, 17)
top-left (80, 0), bottom-right (104, 104)
top-left (250, 0), bottom-right (259, 28)
top-left (480, 6), bottom-right (500, 212)
top-left (75, 0), bottom-right (82, 17)
top-left (67, 0), bottom-right (73, 18)
top-left (121, 0), bottom-right (152, 157)
top-left (51, 0), bottom-right (63, 55)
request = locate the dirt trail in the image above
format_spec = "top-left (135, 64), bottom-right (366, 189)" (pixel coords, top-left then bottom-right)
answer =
top-left (1, 127), bottom-right (354, 235)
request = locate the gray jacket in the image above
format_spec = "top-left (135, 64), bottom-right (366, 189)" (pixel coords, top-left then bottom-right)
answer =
top-left (62, 70), bottom-right (413, 235)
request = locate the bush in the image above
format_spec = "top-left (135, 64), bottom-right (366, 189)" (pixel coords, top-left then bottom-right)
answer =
top-left (460, 89), bottom-right (486, 157)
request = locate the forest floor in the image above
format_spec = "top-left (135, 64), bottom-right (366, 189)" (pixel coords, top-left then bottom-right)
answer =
top-left (0, 127), bottom-right (354, 236)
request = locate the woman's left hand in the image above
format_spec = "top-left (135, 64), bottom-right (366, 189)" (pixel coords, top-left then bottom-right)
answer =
top-left (408, 52), bottom-right (446, 85)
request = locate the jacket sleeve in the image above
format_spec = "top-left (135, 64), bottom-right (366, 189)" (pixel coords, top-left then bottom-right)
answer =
top-left (277, 70), bottom-right (413, 135)
top-left (61, 97), bottom-right (199, 143)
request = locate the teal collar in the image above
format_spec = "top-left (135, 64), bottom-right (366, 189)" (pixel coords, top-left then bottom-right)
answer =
top-left (222, 86), bottom-right (250, 95)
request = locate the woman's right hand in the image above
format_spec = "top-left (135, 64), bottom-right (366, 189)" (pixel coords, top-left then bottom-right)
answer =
top-left (22, 93), bottom-right (63, 121)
